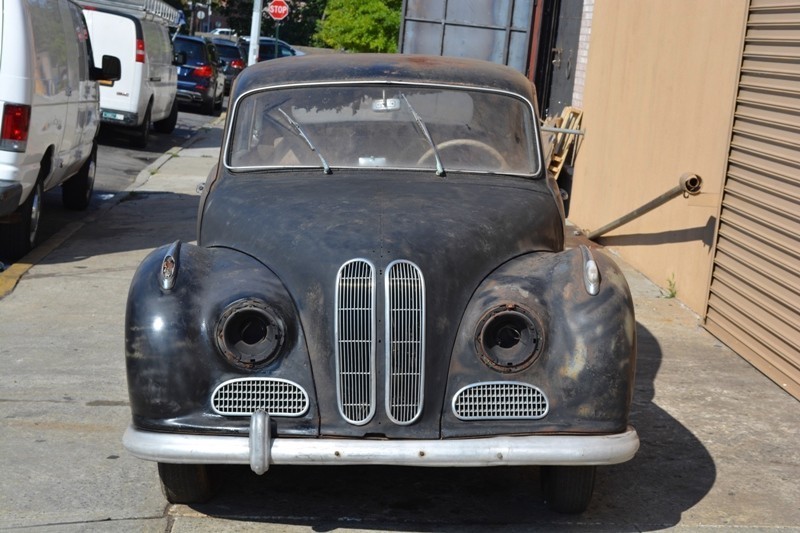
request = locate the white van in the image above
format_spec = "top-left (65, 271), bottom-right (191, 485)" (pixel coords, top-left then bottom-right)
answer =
top-left (0, 0), bottom-right (120, 262)
top-left (79, 0), bottom-right (180, 148)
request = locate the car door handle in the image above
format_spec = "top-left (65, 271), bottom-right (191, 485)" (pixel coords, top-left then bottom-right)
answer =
top-left (150, 77), bottom-right (161, 82)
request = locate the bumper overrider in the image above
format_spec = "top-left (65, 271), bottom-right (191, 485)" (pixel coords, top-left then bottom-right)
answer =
top-left (124, 412), bottom-right (639, 475)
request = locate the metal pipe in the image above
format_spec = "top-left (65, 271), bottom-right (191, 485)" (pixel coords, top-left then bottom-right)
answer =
top-left (586, 173), bottom-right (703, 240)
top-left (540, 126), bottom-right (585, 135)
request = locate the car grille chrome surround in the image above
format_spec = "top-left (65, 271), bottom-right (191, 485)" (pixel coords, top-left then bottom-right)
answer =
top-left (385, 260), bottom-right (426, 425)
top-left (211, 378), bottom-right (310, 416)
top-left (452, 382), bottom-right (549, 420)
top-left (335, 259), bottom-right (377, 425)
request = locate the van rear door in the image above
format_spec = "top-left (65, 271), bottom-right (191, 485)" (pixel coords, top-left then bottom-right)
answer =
top-left (83, 10), bottom-right (140, 122)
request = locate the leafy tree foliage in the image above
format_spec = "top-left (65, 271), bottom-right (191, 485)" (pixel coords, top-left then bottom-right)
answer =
top-left (313, 0), bottom-right (402, 53)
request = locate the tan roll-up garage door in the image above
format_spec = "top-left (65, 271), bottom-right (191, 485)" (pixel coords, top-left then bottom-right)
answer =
top-left (705, 0), bottom-right (800, 399)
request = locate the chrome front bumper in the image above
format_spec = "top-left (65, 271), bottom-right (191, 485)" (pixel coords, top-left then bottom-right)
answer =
top-left (124, 412), bottom-right (639, 475)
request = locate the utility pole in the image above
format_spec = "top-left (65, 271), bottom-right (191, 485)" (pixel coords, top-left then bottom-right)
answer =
top-left (248, 0), bottom-right (263, 66)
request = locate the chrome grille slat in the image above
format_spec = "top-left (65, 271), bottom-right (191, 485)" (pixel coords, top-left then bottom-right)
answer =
top-left (211, 378), bottom-right (309, 416)
top-left (386, 260), bottom-right (425, 425)
top-left (335, 259), bottom-right (376, 425)
top-left (452, 382), bottom-right (549, 420)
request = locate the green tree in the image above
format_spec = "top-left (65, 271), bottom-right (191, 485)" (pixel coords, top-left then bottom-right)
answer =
top-left (314, 0), bottom-right (401, 53)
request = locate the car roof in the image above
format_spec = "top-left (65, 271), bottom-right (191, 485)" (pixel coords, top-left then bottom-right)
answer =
top-left (232, 54), bottom-right (538, 101)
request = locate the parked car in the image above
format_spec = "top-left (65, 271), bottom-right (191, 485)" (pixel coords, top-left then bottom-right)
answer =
top-left (122, 54), bottom-right (639, 513)
top-left (212, 38), bottom-right (246, 95)
top-left (172, 34), bottom-right (225, 115)
top-left (239, 36), bottom-right (304, 61)
top-left (80, 0), bottom-right (181, 148)
top-left (210, 28), bottom-right (237, 37)
top-left (0, 0), bottom-right (120, 262)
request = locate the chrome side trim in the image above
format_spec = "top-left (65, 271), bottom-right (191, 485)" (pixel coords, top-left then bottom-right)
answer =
top-left (123, 425), bottom-right (640, 469)
top-left (335, 259), bottom-right (377, 425)
top-left (385, 260), bottom-right (425, 425)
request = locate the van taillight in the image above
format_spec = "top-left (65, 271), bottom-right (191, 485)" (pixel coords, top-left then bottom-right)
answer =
top-left (136, 39), bottom-right (146, 63)
top-left (1, 104), bottom-right (31, 152)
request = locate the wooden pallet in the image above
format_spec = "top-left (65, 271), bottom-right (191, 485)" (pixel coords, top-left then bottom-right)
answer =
top-left (547, 106), bottom-right (583, 180)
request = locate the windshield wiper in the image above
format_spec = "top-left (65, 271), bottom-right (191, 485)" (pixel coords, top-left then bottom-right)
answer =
top-left (401, 94), bottom-right (445, 177)
top-left (277, 108), bottom-right (331, 174)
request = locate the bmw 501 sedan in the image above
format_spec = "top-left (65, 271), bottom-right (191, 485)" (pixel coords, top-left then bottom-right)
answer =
top-left (123, 54), bottom-right (638, 513)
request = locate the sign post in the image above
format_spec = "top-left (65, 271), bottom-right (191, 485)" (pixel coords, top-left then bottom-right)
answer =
top-left (267, 0), bottom-right (290, 59)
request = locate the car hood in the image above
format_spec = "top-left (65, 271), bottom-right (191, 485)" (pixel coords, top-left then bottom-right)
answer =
top-left (199, 171), bottom-right (564, 436)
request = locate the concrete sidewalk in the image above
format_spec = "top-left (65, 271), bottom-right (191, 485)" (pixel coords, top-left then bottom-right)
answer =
top-left (0, 119), bottom-right (797, 531)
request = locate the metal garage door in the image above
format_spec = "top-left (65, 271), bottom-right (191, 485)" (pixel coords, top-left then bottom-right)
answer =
top-left (398, 0), bottom-right (535, 74)
top-left (705, 0), bottom-right (800, 399)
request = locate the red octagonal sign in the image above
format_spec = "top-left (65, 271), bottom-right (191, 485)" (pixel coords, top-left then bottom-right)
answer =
top-left (267, 0), bottom-right (290, 21)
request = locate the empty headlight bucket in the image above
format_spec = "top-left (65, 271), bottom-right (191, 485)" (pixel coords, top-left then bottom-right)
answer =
top-left (475, 304), bottom-right (544, 373)
top-left (215, 298), bottom-right (286, 369)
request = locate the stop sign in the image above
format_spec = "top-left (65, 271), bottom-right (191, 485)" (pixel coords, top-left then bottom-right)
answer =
top-left (267, 0), bottom-right (290, 21)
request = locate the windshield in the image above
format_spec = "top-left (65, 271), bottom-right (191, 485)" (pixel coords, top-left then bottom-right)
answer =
top-left (226, 84), bottom-right (541, 176)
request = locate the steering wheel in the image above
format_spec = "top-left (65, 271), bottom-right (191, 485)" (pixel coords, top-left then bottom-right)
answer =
top-left (417, 138), bottom-right (509, 169)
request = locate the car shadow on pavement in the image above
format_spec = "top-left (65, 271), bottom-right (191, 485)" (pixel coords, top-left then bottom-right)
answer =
top-left (34, 191), bottom-right (200, 266)
top-left (180, 323), bottom-right (715, 531)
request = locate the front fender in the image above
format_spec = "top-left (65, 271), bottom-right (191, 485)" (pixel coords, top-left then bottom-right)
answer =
top-left (443, 246), bottom-right (636, 436)
top-left (125, 242), bottom-right (317, 436)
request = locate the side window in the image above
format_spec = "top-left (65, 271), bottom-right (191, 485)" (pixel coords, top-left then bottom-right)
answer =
top-left (142, 23), bottom-right (170, 65)
top-left (59, 0), bottom-right (82, 88)
top-left (28, 0), bottom-right (70, 95)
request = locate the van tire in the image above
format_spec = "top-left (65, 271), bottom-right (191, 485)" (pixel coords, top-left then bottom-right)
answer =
top-left (62, 142), bottom-right (96, 210)
top-left (134, 104), bottom-right (152, 148)
top-left (0, 176), bottom-right (44, 261)
top-left (154, 98), bottom-right (178, 134)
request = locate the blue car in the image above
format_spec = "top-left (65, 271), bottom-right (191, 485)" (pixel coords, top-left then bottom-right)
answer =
top-left (173, 35), bottom-right (225, 115)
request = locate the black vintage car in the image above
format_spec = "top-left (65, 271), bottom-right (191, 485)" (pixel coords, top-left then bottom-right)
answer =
top-left (123, 54), bottom-right (638, 513)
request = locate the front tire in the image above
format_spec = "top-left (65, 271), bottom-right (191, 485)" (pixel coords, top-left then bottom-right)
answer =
top-left (157, 463), bottom-right (215, 504)
top-left (62, 142), bottom-right (96, 210)
top-left (540, 465), bottom-right (596, 514)
top-left (133, 104), bottom-right (152, 148)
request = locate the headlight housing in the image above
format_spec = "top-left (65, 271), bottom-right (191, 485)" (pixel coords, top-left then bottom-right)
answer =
top-left (475, 303), bottom-right (544, 373)
top-left (215, 298), bottom-right (286, 369)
